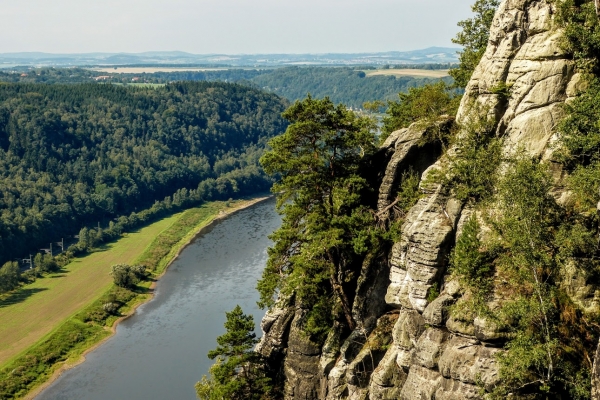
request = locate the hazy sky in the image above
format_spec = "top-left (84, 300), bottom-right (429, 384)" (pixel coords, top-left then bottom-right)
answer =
top-left (2, 0), bottom-right (475, 54)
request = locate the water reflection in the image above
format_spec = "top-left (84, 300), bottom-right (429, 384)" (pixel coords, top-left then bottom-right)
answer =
top-left (36, 199), bottom-right (280, 400)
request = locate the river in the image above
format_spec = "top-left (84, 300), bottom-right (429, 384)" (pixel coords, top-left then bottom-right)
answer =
top-left (36, 198), bottom-right (281, 400)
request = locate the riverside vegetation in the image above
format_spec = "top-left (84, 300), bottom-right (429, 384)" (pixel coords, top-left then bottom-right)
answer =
top-left (0, 199), bottom-right (253, 399)
top-left (0, 79), bottom-right (286, 398)
top-left (0, 81), bottom-right (287, 281)
top-left (200, 0), bottom-right (600, 398)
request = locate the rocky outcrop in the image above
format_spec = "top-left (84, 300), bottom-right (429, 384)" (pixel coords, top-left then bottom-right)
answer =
top-left (257, 0), bottom-right (593, 398)
top-left (377, 119), bottom-right (450, 215)
top-left (385, 187), bottom-right (462, 312)
top-left (283, 309), bottom-right (323, 399)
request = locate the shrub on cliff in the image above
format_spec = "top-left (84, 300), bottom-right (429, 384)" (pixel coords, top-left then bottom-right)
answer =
top-left (381, 81), bottom-right (460, 142)
top-left (257, 95), bottom-right (378, 339)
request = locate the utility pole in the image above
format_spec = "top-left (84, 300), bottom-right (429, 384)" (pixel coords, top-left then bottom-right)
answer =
top-left (40, 244), bottom-right (52, 257)
top-left (22, 254), bottom-right (32, 269)
top-left (56, 238), bottom-right (64, 253)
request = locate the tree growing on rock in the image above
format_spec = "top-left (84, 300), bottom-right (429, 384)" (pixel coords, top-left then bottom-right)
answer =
top-left (257, 96), bottom-right (378, 339)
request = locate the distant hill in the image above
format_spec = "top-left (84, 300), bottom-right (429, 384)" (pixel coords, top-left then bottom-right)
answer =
top-left (0, 47), bottom-right (460, 67)
top-left (0, 81), bottom-right (289, 266)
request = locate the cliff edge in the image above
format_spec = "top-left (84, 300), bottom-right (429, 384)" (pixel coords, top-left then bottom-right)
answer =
top-left (257, 1), bottom-right (597, 398)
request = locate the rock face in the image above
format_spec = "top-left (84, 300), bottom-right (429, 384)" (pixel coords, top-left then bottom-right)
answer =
top-left (257, 1), bottom-right (588, 398)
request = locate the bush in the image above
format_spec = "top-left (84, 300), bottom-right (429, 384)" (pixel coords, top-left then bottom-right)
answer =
top-left (110, 264), bottom-right (146, 288)
top-left (0, 261), bottom-right (20, 293)
top-left (429, 108), bottom-right (502, 203)
top-left (102, 302), bottom-right (119, 315)
top-left (381, 81), bottom-right (460, 141)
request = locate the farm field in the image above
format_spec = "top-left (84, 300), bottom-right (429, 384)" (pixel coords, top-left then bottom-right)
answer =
top-left (91, 67), bottom-right (234, 73)
top-left (365, 68), bottom-right (449, 78)
top-left (0, 213), bottom-right (181, 365)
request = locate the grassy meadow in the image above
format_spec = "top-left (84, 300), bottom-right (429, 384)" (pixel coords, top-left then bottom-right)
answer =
top-left (0, 197), bottom-right (268, 399)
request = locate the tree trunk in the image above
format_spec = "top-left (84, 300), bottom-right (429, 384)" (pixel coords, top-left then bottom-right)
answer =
top-left (330, 275), bottom-right (355, 331)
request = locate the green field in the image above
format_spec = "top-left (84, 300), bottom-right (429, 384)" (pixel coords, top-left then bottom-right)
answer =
top-left (0, 197), bottom-right (267, 399)
top-left (0, 213), bottom-right (180, 365)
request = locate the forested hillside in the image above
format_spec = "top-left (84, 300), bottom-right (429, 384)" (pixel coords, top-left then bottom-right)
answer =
top-left (249, 67), bottom-right (453, 108)
top-left (0, 81), bottom-right (288, 267)
top-left (0, 66), bottom-right (452, 108)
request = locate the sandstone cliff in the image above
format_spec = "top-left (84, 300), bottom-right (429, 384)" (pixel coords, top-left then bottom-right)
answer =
top-left (257, 1), bottom-right (595, 398)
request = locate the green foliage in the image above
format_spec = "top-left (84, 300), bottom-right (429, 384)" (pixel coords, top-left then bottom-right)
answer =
top-left (396, 170), bottom-right (424, 216)
top-left (489, 81), bottom-right (513, 101)
top-left (435, 109), bottom-right (502, 202)
top-left (0, 261), bottom-right (20, 293)
top-left (0, 67), bottom-right (456, 110)
top-left (208, 306), bottom-right (257, 360)
top-left (558, 76), bottom-right (600, 166)
top-left (426, 283), bottom-right (440, 303)
top-left (444, 144), bottom-right (599, 398)
top-left (449, 157), bottom-right (596, 398)
top-left (450, 216), bottom-right (493, 290)
top-left (449, 0), bottom-right (500, 88)
top-left (568, 162), bottom-right (600, 213)
top-left (381, 81), bottom-right (460, 141)
top-left (249, 66), bottom-right (454, 109)
top-left (257, 96), bottom-right (377, 338)
top-left (110, 264), bottom-right (146, 288)
top-left (0, 81), bottom-right (288, 267)
top-left (196, 306), bottom-right (273, 400)
top-left (556, 0), bottom-right (600, 72)
top-left (380, 170), bottom-right (425, 243)
top-left (0, 319), bottom-right (106, 399)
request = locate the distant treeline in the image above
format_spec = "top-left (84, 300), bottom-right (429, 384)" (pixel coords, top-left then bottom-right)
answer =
top-left (0, 66), bottom-right (453, 108)
top-left (0, 81), bottom-right (288, 266)
top-left (249, 67), bottom-right (454, 108)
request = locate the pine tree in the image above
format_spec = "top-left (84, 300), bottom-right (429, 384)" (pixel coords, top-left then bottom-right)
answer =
top-left (257, 96), bottom-right (377, 338)
top-left (196, 306), bottom-right (272, 400)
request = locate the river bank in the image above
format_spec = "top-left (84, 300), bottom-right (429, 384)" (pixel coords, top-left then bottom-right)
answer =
top-left (33, 196), bottom-right (280, 400)
top-left (0, 195), bottom-right (272, 400)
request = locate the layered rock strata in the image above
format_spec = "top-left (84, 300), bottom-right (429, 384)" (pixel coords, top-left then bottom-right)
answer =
top-left (258, 0), bottom-right (590, 398)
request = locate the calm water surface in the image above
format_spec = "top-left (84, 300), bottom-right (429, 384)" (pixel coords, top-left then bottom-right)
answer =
top-left (37, 198), bottom-right (280, 400)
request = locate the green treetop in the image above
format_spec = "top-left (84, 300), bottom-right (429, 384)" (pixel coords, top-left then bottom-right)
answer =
top-left (196, 305), bottom-right (272, 400)
top-left (257, 96), bottom-right (377, 338)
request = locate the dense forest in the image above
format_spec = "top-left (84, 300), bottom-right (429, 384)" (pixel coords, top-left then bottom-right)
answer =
top-left (249, 67), bottom-right (452, 108)
top-left (0, 66), bottom-right (452, 108)
top-left (0, 81), bottom-right (288, 268)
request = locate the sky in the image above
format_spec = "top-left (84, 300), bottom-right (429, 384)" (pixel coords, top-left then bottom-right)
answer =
top-left (1, 0), bottom-right (476, 54)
